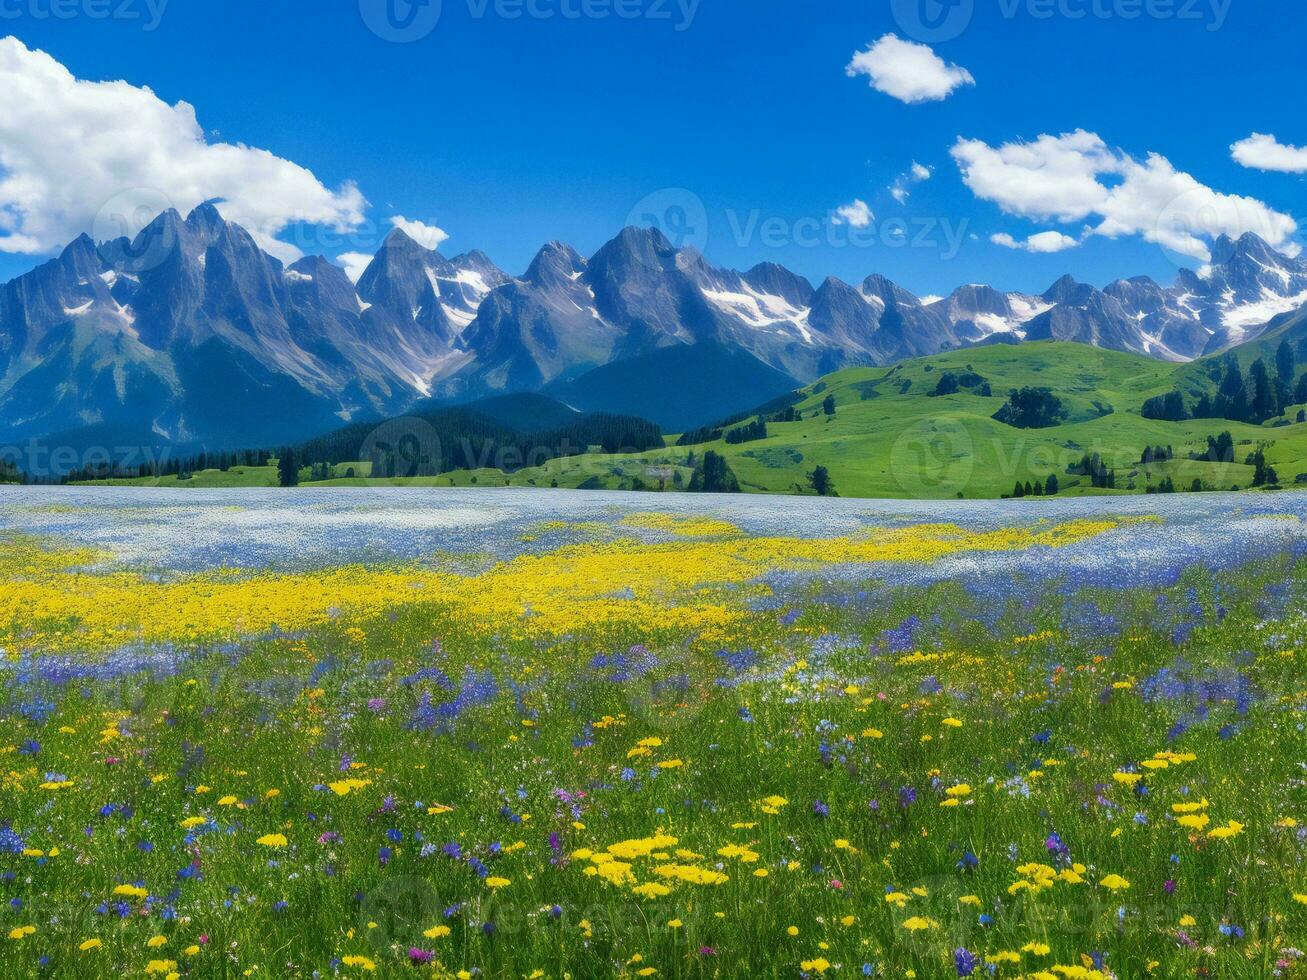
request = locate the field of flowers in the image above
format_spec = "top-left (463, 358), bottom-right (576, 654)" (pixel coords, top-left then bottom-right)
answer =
top-left (1, 487), bottom-right (1305, 979)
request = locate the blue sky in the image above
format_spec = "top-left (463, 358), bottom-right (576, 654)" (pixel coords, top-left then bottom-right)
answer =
top-left (1, 0), bottom-right (1304, 297)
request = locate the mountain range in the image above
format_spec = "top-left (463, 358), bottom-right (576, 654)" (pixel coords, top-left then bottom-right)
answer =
top-left (3, 202), bottom-right (1306, 449)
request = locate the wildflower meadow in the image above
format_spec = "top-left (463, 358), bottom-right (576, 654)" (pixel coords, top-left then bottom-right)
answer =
top-left (0, 487), bottom-right (1304, 979)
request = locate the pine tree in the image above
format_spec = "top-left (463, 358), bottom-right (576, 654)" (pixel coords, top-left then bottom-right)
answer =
top-left (688, 451), bottom-right (740, 493)
top-left (1206, 431), bottom-right (1235, 463)
top-left (1249, 358), bottom-right (1276, 422)
top-left (1251, 448), bottom-right (1279, 487)
top-left (1219, 353), bottom-right (1247, 421)
top-left (277, 449), bottom-right (299, 488)
top-left (1277, 339), bottom-right (1295, 384)
top-left (807, 465), bottom-right (837, 496)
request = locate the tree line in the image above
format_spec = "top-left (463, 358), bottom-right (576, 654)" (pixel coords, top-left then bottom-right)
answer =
top-left (282, 408), bottom-right (664, 485)
top-left (67, 407), bottom-right (665, 486)
top-left (1144, 340), bottom-right (1307, 425)
top-left (61, 449), bottom-right (274, 483)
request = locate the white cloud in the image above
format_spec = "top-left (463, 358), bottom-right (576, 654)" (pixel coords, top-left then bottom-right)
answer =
top-left (1027, 230), bottom-right (1079, 253)
top-left (952, 130), bottom-right (1297, 261)
top-left (1231, 133), bottom-right (1307, 174)
top-left (338, 252), bottom-right (374, 284)
top-left (831, 199), bottom-right (874, 228)
top-left (991, 230), bottom-right (1079, 253)
top-left (890, 161), bottom-right (933, 203)
top-left (0, 38), bottom-right (366, 258)
top-left (389, 215), bottom-right (449, 250)
top-left (845, 35), bottom-right (974, 105)
top-left (952, 131), bottom-right (1113, 223)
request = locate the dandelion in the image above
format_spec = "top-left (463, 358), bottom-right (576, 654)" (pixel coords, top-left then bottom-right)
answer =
top-left (328, 778), bottom-right (372, 796)
top-left (1208, 820), bottom-right (1245, 839)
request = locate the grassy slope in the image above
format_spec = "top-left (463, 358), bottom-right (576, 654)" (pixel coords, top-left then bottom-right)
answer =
top-left (76, 462), bottom-right (359, 489)
top-left (449, 341), bottom-right (1291, 498)
top-left (73, 340), bottom-right (1307, 498)
top-left (77, 465), bottom-right (281, 488)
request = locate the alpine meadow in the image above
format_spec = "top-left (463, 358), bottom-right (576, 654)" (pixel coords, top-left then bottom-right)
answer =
top-left (3, 3), bottom-right (1307, 980)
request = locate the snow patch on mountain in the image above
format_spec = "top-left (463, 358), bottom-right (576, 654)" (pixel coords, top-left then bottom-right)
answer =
top-left (1222, 287), bottom-right (1307, 331)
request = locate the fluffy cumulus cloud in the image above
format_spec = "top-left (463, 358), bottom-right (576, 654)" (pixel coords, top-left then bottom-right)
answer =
top-left (0, 38), bottom-right (367, 259)
top-left (389, 215), bottom-right (450, 250)
top-left (991, 230), bottom-right (1080, 253)
top-left (1230, 133), bottom-right (1307, 174)
top-left (846, 35), bottom-right (974, 105)
top-left (831, 199), bottom-right (874, 228)
top-left (952, 130), bottom-right (1297, 261)
top-left (890, 161), bottom-right (933, 204)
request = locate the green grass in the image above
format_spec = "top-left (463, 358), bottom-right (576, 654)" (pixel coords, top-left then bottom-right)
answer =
top-left (77, 465), bottom-right (281, 488)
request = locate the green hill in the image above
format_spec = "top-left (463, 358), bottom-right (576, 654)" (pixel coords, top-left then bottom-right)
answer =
top-left (74, 339), bottom-right (1307, 498)
top-left (424, 341), bottom-right (1306, 498)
